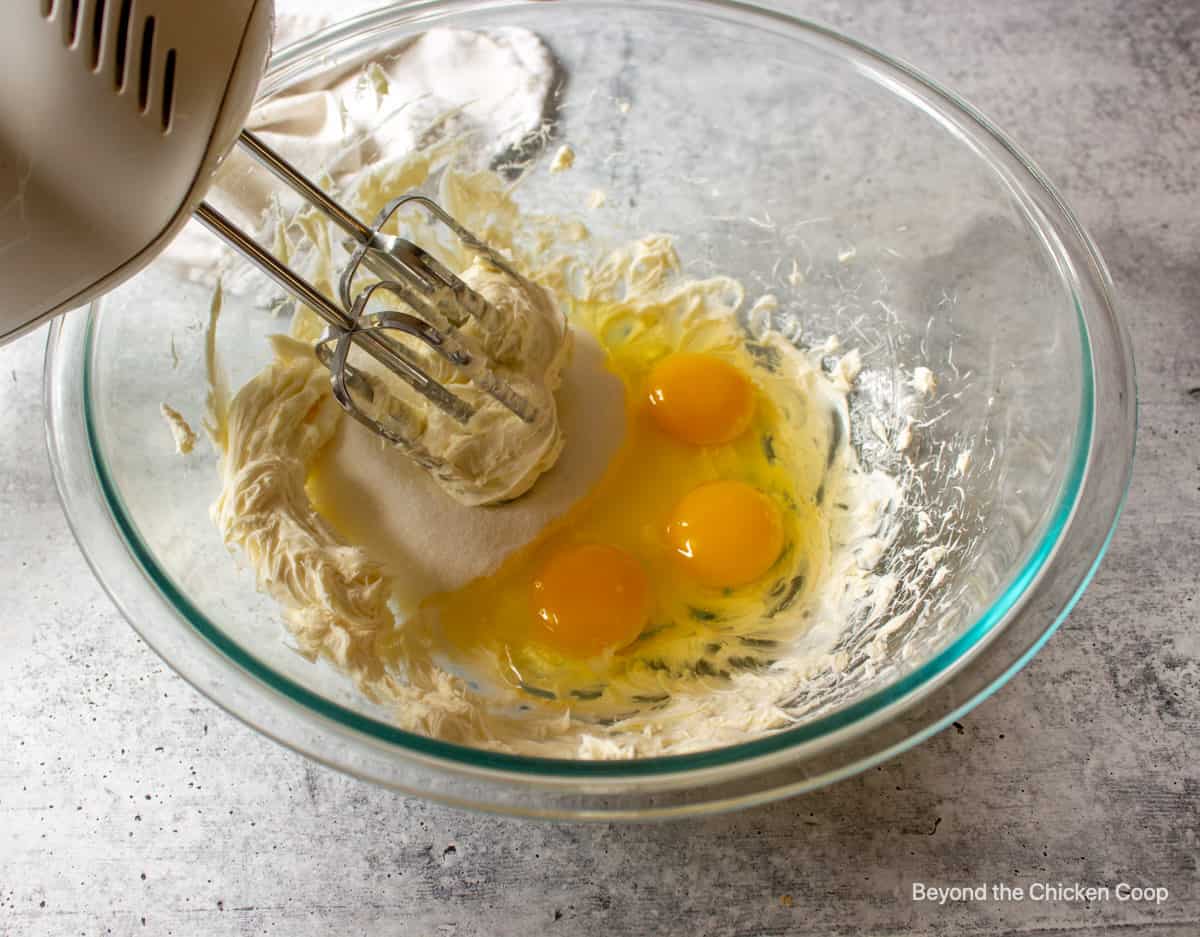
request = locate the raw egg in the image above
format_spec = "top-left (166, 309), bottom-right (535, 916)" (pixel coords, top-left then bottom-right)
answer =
top-left (646, 353), bottom-right (755, 445)
top-left (666, 480), bottom-right (785, 587)
top-left (532, 543), bottom-right (650, 657)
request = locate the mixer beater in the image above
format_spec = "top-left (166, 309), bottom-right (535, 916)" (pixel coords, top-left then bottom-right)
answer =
top-left (198, 131), bottom-right (538, 472)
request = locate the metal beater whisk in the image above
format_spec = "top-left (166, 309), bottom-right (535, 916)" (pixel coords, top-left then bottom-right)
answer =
top-left (197, 131), bottom-right (536, 467)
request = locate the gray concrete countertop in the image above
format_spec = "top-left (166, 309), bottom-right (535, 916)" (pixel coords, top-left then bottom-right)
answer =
top-left (2, 1), bottom-right (1197, 935)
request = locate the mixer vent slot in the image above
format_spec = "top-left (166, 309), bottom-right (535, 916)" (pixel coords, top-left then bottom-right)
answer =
top-left (161, 48), bottom-right (177, 131)
top-left (41, 0), bottom-right (54, 19)
top-left (89, 0), bottom-right (106, 69)
top-left (113, 0), bottom-right (132, 90)
top-left (65, 0), bottom-right (81, 44)
top-left (136, 15), bottom-right (154, 112)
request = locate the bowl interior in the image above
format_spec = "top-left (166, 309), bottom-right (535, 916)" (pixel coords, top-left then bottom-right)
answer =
top-left (79, 1), bottom-right (1087, 769)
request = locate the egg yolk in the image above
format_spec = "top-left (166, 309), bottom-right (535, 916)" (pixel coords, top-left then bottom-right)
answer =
top-left (646, 353), bottom-right (755, 445)
top-left (666, 481), bottom-right (785, 587)
top-left (532, 543), bottom-right (651, 657)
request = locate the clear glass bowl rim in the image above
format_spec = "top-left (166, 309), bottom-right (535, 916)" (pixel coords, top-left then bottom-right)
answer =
top-left (44, 0), bottom-right (1137, 813)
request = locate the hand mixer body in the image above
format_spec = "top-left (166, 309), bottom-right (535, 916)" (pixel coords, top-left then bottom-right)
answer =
top-left (1, 1), bottom-right (546, 501)
top-left (0, 0), bottom-right (273, 343)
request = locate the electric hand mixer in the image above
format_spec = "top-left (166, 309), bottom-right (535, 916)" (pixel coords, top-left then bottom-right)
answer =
top-left (0, 0), bottom-right (537, 472)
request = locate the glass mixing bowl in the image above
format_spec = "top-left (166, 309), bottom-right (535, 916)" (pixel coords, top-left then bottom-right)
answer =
top-left (44, 0), bottom-right (1135, 818)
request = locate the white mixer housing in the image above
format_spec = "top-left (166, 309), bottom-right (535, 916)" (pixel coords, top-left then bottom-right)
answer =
top-left (0, 0), bottom-right (272, 343)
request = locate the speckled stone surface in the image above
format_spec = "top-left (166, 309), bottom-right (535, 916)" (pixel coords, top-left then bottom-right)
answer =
top-left (2, 1), bottom-right (1197, 935)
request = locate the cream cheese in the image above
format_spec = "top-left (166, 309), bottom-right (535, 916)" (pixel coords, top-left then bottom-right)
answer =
top-left (344, 257), bottom-right (574, 506)
top-left (159, 403), bottom-right (196, 454)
